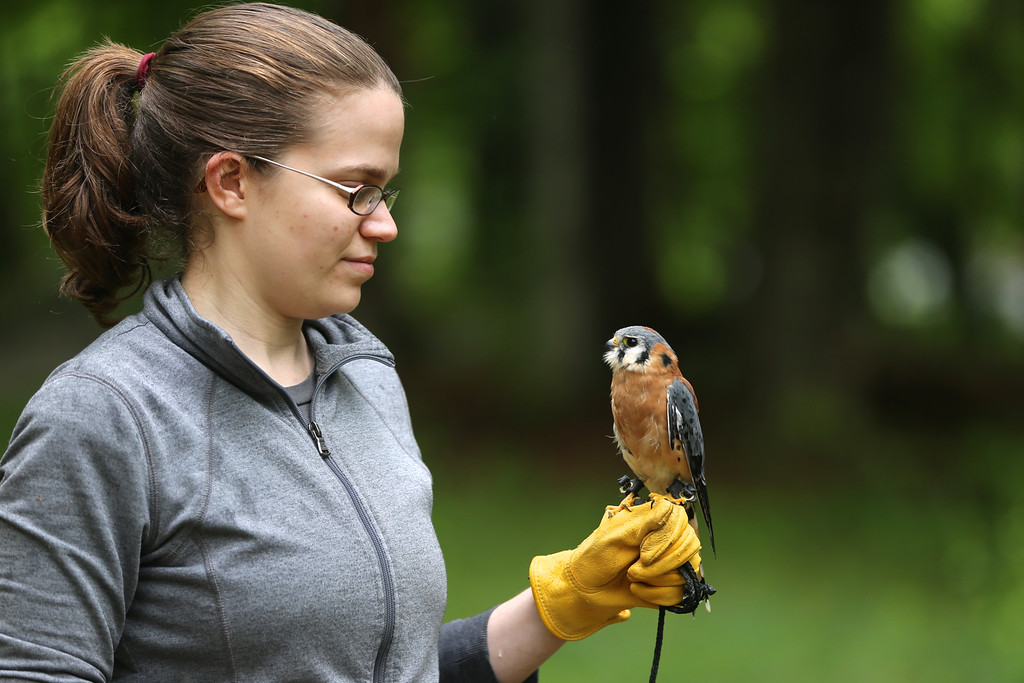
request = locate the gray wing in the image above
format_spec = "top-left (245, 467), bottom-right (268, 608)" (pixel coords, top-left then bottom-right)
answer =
top-left (667, 378), bottom-right (715, 555)
top-left (667, 379), bottom-right (704, 485)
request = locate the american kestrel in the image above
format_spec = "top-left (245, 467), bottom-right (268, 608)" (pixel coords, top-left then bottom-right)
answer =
top-left (605, 325), bottom-right (715, 612)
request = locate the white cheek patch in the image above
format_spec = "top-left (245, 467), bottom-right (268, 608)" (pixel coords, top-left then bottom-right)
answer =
top-left (621, 345), bottom-right (648, 368)
top-left (605, 344), bottom-right (648, 371)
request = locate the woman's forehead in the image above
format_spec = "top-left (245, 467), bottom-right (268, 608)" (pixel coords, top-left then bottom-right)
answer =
top-left (296, 88), bottom-right (404, 177)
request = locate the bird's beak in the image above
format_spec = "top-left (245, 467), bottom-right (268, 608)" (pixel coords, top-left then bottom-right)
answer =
top-left (604, 337), bottom-right (618, 353)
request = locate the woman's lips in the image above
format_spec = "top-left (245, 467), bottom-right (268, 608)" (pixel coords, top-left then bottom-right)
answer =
top-left (344, 256), bottom-right (375, 277)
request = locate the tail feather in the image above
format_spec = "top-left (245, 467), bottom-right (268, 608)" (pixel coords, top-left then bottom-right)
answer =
top-left (696, 482), bottom-right (715, 557)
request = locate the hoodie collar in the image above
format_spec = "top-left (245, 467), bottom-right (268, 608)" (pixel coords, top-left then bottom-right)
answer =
top-left (142, 275), bottom-right (394, 397)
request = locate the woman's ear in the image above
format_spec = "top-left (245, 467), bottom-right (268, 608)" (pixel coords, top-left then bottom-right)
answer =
top-left (202, 152), bottom-right (251, 219)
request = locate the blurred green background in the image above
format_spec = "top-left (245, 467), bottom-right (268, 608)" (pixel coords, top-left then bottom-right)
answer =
top-left (3, 0), bottom-right (1024, 680)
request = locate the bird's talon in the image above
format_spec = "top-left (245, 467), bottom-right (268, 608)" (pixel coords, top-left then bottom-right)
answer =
top-left (610, 496), bottom-right (635, 514)
top-left (666, 479), bottom-right (697, 503)
top-left (646, 491), bottom-right (686, 508)
top-left (611, 493), bottom-right (665, 516)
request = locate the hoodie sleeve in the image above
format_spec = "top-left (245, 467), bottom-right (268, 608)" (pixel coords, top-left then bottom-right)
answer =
top-left (0, 371), bottom-right (152, 681)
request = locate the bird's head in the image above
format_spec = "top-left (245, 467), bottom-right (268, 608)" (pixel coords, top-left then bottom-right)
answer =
top-left (603, 326), bottom-right (670, 372)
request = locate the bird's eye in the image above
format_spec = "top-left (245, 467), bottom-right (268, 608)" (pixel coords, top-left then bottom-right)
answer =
top-left (625, 337), bottom-right (639, 348)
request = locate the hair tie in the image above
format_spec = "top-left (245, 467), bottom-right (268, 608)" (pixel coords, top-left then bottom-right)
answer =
top-left (135, 52), bottom-right (156, 91)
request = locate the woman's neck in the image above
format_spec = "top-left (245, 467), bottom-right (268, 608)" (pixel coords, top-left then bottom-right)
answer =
top-left (181, 267), bottom-right (314, 387)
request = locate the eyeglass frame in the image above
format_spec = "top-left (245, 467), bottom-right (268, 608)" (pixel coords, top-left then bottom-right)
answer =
top-left (248, 155), bottom-right (399, 216)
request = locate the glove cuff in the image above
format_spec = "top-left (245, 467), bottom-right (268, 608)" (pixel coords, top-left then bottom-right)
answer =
top-left (529, 551), bottom-right (631, 641)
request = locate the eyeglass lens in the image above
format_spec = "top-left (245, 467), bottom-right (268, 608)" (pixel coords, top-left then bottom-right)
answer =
top-left (351, 187), bottom-right (399, 215)
top-left (352, 187), bottom-right (381, 215)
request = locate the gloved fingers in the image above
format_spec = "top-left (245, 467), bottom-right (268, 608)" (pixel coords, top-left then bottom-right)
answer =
top-left (570, 497), bottom-right (680, 586)
top-left (630, 582), bottom-right (686, 607)
top-left (565, 495), bottom-right (703, 594)
top-left (636, 510), bottom-right (702, 576)
top-left (638, 540), bottom-right (702, 579)
top-left (631, 552), bottom-right (702, 585)
top-left (626, 567), bottom-right (687, 586)
top-left (592, 494), bottom-right (678, 543)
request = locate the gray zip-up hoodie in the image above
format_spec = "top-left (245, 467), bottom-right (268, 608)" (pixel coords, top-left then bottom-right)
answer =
top-left (0, 276), bottom-right (452, 681)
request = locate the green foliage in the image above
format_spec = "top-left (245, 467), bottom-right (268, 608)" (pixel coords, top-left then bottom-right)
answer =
top-left (3, 0), bottom-right (1024, 680)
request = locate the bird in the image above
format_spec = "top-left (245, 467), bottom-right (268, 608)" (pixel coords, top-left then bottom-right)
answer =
top-left (604, 325), bottom-right (715, 613)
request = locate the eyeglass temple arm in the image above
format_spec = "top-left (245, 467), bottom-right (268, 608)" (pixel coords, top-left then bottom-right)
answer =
top-left (248, 155), bottom-right (360, 193)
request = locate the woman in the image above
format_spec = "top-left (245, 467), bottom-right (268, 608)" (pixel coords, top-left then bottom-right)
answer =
top-left (0, 4), bottom-right (705, 681)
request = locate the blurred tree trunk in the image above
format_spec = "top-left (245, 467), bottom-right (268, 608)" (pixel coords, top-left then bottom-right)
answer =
top-left (741, 0), bottom-right (894, 419)
top-left (583, 1), bottom-right (668, 333)
top-left (519, 0), bottom-right (594, 403)
top-left (519, 0), bottom-right (676, 410)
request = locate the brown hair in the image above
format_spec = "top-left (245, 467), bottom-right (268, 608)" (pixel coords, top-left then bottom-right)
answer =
top-left (41, 2), bottom-right (401, 326)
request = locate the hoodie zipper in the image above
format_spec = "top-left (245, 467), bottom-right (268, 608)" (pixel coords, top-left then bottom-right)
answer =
top-left (235, 346), bottom-right (399, 682)
top-left (304, 354), bottom-right (398, 683)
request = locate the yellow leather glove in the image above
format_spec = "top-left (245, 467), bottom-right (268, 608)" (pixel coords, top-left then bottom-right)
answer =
top-left (529, 494), bottom-right (703, 641)
top-left (628, 500), bottom-right (702, 606)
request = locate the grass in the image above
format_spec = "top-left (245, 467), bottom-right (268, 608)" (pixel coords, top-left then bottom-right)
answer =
top-left (431, 454), bottom-right (1024, 682)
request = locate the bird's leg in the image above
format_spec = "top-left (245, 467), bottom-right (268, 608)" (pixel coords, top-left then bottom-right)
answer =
top-left (664, 563), bottom-right (716, 616)
top-left (666, 479), bottom-right (697, 504)
top-left (618, 475), bottom-right (644, 497)
top-left (615, 475), bottom-right (645, 509)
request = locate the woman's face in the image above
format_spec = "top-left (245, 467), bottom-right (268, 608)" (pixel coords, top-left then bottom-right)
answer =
top-left (239, 87), bottom-right (404, 321)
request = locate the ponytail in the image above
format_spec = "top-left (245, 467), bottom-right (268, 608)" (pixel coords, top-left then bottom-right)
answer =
top-left (42, 41), bottom-right (151, 327)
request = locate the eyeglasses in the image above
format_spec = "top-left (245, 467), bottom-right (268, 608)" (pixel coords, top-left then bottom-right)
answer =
top-left (249, 155), bottom-right (399, 216)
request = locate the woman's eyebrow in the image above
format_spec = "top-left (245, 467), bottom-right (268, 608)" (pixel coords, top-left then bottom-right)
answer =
top-left (335, 164), bottom-right (401, 184)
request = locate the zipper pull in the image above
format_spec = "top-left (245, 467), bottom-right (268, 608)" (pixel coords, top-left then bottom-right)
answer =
top-left (308, 421), bottom-right (331, 458)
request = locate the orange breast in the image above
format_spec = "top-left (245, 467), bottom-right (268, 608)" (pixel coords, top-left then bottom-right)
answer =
top-left (610, 368), bottom-right (694, 494)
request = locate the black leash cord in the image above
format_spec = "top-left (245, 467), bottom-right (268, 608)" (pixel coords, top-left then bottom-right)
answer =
top-left (649, 606), bottom-right (667, 683)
